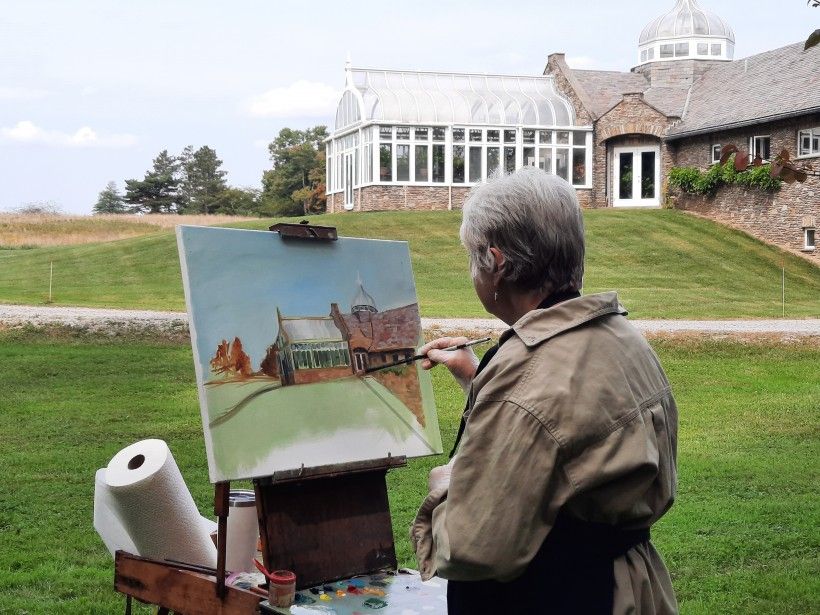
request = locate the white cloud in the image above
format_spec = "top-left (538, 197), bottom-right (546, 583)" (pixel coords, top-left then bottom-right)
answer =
top-left (0, 120), bottom-right (137, 148)
top-left (246, 80), bottom-right (340, 118)
top-left (0, 87), bottom-right (50, 101)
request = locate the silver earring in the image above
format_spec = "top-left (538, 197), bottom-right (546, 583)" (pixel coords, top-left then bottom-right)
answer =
top-left (494, 289), bottom-right (498, 302)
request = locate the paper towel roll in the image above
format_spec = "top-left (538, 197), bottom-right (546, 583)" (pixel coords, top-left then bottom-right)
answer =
top-left (103, 439), bottom-right (217, 567)
top-left (94, 468), bottom-right (138, 556)
top-left (94, 467), bottom-right (218, 558)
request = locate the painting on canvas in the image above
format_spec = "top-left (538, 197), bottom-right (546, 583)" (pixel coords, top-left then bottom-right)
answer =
top-left (176, 225), bottom-right (442, 482)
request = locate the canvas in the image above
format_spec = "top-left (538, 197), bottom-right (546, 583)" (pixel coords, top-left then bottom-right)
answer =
top-left (177, 225), bottom-right (442, 482)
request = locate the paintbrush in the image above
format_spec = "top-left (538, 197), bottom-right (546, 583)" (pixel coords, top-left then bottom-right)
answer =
top-left (364, 337), bottom-right (493, 373)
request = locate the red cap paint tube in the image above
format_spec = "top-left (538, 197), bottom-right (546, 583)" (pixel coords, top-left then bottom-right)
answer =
top-left (255, 560), bottom-right (296, 607)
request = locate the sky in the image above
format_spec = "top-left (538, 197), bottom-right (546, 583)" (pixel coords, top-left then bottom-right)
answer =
top-left (0, 0), bottom-right (813, 215)
top-left (178, 226), bottom-right (416, 369)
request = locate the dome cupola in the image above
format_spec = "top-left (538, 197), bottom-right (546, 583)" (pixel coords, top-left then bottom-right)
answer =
top-left (638, 0), bottom-right (734, 65)
top-left (351, 273), bottom-right (378, 316)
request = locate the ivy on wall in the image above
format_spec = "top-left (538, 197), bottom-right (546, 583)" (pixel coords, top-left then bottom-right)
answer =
top-left (668, 158), bottom-right (781, 196)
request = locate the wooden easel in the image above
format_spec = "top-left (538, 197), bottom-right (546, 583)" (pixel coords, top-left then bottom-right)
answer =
top-left (115, 223), bottom-right (415, 612)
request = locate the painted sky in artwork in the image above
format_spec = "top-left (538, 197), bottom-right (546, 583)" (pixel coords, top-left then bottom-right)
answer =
top-left (177, 225), bottom-right (440, 481)
top-left (177, 225), bottom-right (419, 374)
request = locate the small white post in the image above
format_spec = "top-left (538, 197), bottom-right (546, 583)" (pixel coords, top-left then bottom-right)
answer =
top-left (781, 264), bottom-right (785, 318)
top-left (49, 261), bottom-right (53, 303)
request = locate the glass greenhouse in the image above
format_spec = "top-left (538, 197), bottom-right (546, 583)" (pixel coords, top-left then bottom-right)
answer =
top-left (327, 65), bottom-right (592, 210)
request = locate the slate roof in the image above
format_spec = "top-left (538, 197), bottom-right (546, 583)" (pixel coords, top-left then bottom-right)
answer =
top-left (571, 70), bottom-right (689, 118)
top-left (667, 42), bottom-right (820, 137)
top-left (572, 70), bottom-right (648, 117)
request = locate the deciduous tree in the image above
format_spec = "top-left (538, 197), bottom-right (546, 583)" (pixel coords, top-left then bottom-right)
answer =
top-left (261, 126), bottom-right (328, 216)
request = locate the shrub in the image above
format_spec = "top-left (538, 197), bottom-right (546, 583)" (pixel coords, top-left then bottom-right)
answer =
top-left (668, 158), bottom-right (781, 196)
top-left (668, 167), bottom-right (701, 193)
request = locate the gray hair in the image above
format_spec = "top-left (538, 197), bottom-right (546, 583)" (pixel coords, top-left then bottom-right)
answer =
top-left (460, 167), bottom-right (585, 293)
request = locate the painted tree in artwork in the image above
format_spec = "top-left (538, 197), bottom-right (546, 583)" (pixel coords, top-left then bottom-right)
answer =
top-left (210, 337), bottom-right (253, 378)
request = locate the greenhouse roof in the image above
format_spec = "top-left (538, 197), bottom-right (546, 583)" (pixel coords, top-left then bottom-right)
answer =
top-left (335, 67), bottom-right (577, 131)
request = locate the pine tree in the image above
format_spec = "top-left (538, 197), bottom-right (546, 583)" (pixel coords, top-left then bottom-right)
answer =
top-left (92, 181), bottom-right (126, 214)
top-left (179, 146), bottom-right (228, 214)
top-left (123, 150), bottom-right (181, 214)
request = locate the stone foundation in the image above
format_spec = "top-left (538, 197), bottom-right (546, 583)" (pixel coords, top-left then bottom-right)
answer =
top-left (329, 185), bottom-right (593, 212)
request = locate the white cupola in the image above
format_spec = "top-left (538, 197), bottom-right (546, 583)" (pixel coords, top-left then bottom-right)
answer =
top-left (351, 273), bottom-right (378, 316)
top-left (638, 0), bottom-right (735, 65)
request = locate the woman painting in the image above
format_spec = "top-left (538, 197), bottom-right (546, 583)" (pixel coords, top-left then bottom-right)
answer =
top-left (411, 167), bottom-right (678, 614)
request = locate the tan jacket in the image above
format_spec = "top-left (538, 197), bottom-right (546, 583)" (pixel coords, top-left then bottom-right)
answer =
top-left (411, 292), bottom-right (678, 614)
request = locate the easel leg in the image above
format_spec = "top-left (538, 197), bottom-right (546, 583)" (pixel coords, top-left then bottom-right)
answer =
top-left (124, 594), bottom-right (131, 615)
top-left (214, 481), bottom-right (230, 599)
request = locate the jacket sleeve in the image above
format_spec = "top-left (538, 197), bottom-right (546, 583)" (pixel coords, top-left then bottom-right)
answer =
top-left (431, 399), bottom-right (568, 582)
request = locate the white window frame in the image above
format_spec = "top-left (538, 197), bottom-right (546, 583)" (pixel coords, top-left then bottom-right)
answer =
top-left (749, 135), bottom-right (771, 162)
top-left (711, 144), bottom-right (722, 164)
top-left (341, 121), bottom-right (592, 190)
top-left (797, 127), bottom-right (820, 159)
top-left (804, 227), bottom-right (816, 251)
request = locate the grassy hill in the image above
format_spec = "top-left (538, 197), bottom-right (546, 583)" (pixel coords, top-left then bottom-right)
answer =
top-left (0, 209), bottom-right (817, 319)
top-left (1, 330), bottom-right (818, 613)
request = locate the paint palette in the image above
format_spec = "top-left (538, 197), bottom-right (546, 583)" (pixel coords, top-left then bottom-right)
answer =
top-left (260, 571), bottom-right (447, 614)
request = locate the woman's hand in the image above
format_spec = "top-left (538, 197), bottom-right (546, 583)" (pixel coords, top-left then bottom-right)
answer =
top-left (428, 458), bottom-right (455, 492)
top-left (418, 336), bottom-right (480, 393)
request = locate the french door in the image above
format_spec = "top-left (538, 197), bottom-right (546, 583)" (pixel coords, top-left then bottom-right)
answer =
top-left (612, 145), bottom-right (660, 207)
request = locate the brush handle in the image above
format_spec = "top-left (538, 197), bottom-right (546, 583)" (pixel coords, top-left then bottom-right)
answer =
top-left (364, 337), bottom-right (492, 373)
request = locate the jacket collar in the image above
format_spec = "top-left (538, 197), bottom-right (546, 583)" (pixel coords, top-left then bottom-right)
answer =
top-left (501, 292), bottom-right (627, 348)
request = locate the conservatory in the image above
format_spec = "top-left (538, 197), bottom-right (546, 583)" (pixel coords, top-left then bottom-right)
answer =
top-left (326, 65), bottom-right (592, 212)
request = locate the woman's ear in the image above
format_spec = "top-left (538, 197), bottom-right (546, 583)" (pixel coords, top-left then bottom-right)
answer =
top-left (488, 247), bottom-right (505, 285)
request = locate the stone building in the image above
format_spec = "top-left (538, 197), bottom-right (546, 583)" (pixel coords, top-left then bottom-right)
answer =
top-left (326, 0), bottom-right (818, 258)
top-left (266, 277), bottom-right (420, 386)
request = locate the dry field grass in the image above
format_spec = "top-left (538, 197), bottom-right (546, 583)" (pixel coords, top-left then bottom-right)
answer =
top-left (0, 213), bottom-right (258, 248)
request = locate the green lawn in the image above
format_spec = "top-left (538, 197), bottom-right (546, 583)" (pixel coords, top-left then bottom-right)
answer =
top-left (0, 330), bottom-right (817, 613)
top-left (0, 209), bottom-right (817, 318)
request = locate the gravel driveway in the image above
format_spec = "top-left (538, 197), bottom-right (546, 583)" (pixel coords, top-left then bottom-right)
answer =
top-left (1, 304), bottom-right (817, 336)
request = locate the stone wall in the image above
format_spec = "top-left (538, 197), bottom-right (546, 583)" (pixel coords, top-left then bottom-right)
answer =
top-left (674, 185), bottom-right (817, 261)
top-left (544, 54), bottom-right (595, 126)
top-left (327, 185), bottom-right (471, 213)
top-left (669, 115), bottom-right (819, 260)
top-left (670, 114), bottom-right (820, 169)
top-left (329, 184), bottom-right (592, 212)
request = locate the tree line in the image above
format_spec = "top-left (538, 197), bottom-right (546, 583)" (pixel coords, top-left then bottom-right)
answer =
top-left (94, 125), bottom-right (328, 217)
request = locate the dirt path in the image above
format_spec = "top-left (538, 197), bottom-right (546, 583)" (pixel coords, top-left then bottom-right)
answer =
top-left (1, 304), bottom-right (817, 337)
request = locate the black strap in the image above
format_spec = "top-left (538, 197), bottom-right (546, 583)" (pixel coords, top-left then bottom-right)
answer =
top-left (448, 343), bottom-right (499, 458)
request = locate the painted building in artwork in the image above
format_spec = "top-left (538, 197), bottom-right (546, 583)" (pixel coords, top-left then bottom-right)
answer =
top-left (264, 277), bottom-right (420, 386)
top-left (325, 0), bottom-right (818, 259)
